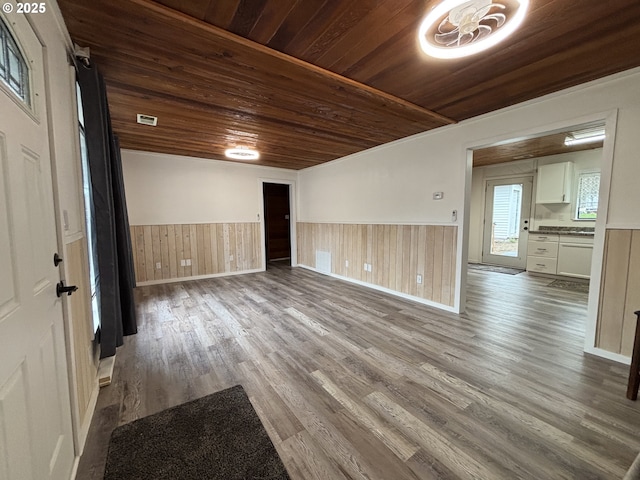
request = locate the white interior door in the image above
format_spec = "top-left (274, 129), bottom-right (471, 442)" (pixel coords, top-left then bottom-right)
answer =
top-left (0, 12), bottom-right (74, 480)
top-left (482, 176), bottom-right (533, 269)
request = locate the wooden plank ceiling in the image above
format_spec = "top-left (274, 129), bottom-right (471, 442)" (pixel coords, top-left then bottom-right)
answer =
top-left (58, 0), bottom-right (640, 169)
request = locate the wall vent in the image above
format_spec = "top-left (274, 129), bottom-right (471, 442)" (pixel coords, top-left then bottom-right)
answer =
top-left (136, 114), bottom-right (158, 126)
top-left (315, 251), bottom-right (331, 275)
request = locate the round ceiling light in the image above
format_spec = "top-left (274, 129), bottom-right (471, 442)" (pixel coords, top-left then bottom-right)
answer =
top-left (224, 147), bottom-right (260, 160)
top-left (418, 0), bottom-right (529, 59)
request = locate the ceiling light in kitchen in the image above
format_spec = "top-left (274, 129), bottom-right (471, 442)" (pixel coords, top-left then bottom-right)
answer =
top-left (564, 127), bottom-right (606, 146)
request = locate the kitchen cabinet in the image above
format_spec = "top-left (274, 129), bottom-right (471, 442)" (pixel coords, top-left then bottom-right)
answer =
top-left (527, 234), bottom-right (559, 274)
top-left (557, 237), bottom-right (593, 279)
top-left (527, 233), bottom-right (594, 278)
top-left (536, 162), bottom-right (573, 204)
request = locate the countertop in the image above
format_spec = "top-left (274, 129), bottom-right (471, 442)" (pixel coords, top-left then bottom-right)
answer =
top-left (529, 226), bottom-right (595, 237)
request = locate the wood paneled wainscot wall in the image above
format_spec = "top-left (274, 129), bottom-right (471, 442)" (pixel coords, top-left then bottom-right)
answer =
top-left (597, 229), bottom-right (640, 356)
top-left (297, 223), bottom-right (457, 307)
top-left (130, 223), bottom-right (262, 284)
top-left (66, 238), bottom-right (99, 446)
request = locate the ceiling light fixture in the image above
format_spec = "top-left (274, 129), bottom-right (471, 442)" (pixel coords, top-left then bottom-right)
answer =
top-left (418, 0), bottom-right (529, 59)
top-left (224, 146), bottom-right (260, 160)
top-left (564, 128), bottom-right (606, 146)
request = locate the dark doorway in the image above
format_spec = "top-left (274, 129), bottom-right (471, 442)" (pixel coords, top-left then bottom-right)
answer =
top-left (263, 183), bottom-right (291, 266)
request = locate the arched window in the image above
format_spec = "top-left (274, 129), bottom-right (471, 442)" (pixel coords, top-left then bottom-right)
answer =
top-left (0, 17), bottom-right (30, 105)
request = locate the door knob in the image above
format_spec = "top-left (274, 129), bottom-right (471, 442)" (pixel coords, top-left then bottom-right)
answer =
top-left (56, 281), bottom-right (78, 297)
top-left (54, 253), bottom-right (63, 266)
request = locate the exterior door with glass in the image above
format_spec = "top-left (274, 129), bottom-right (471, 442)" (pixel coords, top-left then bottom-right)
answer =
top-left (482, 177), bottom-right (533, 269)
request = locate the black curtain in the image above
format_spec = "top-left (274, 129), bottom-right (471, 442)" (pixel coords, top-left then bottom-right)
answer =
top-left (76, 61), bottom-right (137, 358)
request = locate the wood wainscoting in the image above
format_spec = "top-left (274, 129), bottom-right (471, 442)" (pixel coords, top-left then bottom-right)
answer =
top-left (297, 223), bottom-right (457, 307)
top-left (130, 223), bottom-right (262, 284)
top-left (597, 229), bottom-right (640, 356)
top-left (66, 238), bottom-right (99, 446)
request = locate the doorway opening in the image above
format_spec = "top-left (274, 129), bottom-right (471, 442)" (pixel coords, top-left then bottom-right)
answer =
top-left (263, 182), bottom-right (291, 267)
top-left (463, 115), bottom-right (615, 358)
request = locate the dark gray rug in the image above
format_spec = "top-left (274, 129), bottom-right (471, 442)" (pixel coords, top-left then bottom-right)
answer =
top-left (547, 279), bottom-right (590, 293)
top-left (103, 385), bottom-right (290, 480)
top-left (468, 263), bottom-right (524, 275)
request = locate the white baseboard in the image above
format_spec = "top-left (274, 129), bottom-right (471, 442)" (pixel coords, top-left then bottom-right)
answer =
top-left (296, 264), bottom-right (457, 313)
top-left (136, 268), bottom-right (264, 286)
top-left (584, 346), bottom-right (631, 365)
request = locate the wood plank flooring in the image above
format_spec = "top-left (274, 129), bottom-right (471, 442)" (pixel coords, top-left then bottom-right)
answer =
top-left (76, 265), bottom-right (640, 479)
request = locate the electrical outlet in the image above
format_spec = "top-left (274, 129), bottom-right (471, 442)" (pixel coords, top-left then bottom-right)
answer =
top-left (186, 259), bottom-right (192, 266)
top-left (230, 255), bottom-right (234, 261)
top-left (180, 259), bottom-right (184, 266)
top-left (345, 260), bottom-right (349, 268)
top-left (155, 262), bottom-right (162, 270)
top-left (364, 262), bottom-right (368, 271)
top-left (417, 274), bottom-right (423, 284)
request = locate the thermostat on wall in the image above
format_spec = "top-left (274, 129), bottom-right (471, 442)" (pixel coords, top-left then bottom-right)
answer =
top-left (433, 191), bottom-right (444, 200)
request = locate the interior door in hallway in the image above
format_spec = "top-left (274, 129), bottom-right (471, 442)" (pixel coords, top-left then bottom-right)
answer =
top-left (482, 176), bottom-right (533, 269)
top-left (0, 12), bottom-right (75, 480)
top-left (263, 183), bottom-right (291, 264)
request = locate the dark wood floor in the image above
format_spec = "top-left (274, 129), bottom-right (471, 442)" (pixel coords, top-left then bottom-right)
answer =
top-left (77, 264), bottom-right (640, 479)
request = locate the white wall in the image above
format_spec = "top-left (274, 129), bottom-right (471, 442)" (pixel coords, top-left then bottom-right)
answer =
top-left (468, 149), bottom-right (602, 262)
top-left (122, 150), bottom-right (297, 225)
top-left (297, 133), bottom-right (463, 224)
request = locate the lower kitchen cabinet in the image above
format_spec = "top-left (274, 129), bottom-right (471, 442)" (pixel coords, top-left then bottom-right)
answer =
top-left (527, 234), bottom-right (593, 278)
top-left (527, 234), bottom-right (559, 274)
top-left (557, 239), bottom-right (593, 279)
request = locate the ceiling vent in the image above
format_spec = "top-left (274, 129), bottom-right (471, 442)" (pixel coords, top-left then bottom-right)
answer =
top-left (136, 114), bottom-right (158, 126)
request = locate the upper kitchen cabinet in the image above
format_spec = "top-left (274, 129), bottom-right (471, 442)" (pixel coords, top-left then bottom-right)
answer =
top-left (536, 161), bottom-right (573, 203)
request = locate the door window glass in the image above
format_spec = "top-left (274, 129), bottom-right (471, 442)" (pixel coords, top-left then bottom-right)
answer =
top-left (0, 18), bottom-right (30, 105)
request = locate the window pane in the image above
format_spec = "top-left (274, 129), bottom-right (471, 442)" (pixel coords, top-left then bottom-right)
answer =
top-left (0, 19), bottom-right (30, 105)
top-left (0, 29), bottom-right (6, 77)
top-left (576, 172), bottom-right (600, 220)
top-left (8, 47), bottom-right (19, 82)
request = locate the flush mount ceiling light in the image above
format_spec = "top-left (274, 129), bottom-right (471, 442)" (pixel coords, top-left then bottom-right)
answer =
top-left (418, 0), bottom-right (529, 59)
top-left (564, 127), bottom-right (606, 146)
top-left (224, 146), bottom-right (260, 160)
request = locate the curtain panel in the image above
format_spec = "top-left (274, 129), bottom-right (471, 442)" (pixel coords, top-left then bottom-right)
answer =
top-left (76, 61), bottom-right (137, 358)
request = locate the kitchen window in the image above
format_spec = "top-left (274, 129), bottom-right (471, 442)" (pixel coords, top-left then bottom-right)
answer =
top-left (575, 170), bottom-right (600, 220)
